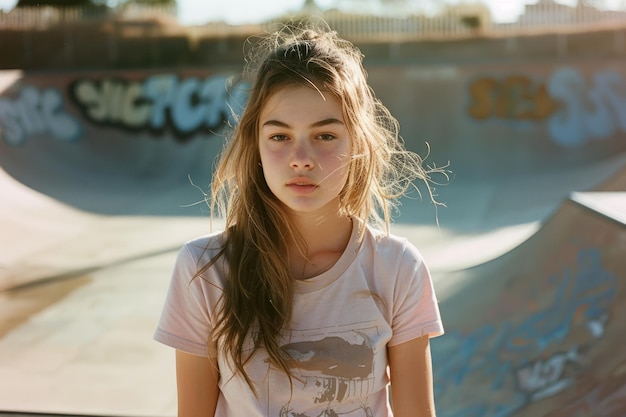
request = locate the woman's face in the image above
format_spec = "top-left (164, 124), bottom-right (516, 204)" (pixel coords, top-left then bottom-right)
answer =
top-left (258, 85), bottom-right (352, 217)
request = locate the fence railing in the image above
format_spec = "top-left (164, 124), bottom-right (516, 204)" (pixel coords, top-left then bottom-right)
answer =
top-left (1, 2), bottom-right (626, 41)
top-left (0, 4), bottom-right (177, 29)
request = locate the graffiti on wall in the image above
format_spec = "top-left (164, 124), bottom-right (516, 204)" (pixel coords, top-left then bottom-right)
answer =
top-left (468, 76), bottom-right (559, 121)
top-left (543, 366), bottom-right (626, 417)
top-left (515, 347), bottom-right (581, 401)
top-left (69, 73), bottom-right (249, 139)
top-left (0, 86), bottom-right (82, 146)
top-left (0, 73), bottom-right (249, 146)
top-left (432, 247), bottom-right (617, 417)
top-left (2, 67), bottom-right (625, 149)
top-left (468, 67), bottom-right (626, 147)
top-left (547, 68), bottom-right (626, 147)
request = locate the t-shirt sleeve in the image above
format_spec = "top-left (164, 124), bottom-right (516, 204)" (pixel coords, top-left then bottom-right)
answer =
top-left (388, 241), bottom-right (444, 346)
top-left (153, 244), bottom-right (216, 357)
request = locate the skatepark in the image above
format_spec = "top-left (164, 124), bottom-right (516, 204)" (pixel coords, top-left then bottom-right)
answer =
top-left (1, 13), bottom-right (626, 417)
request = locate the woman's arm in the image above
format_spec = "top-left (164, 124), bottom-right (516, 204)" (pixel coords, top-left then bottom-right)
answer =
top-left (175, 350), bottom-right (219, 417)
top-left (388, 335), bottom-right (436, 417)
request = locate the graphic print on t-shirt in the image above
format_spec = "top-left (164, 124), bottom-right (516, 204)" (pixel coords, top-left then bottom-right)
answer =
top-left (277, 322), bottom-right (383, 417)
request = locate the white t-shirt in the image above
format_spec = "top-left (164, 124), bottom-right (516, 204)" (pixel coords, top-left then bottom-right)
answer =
top-left (154, 221), bottom-right (444, 416)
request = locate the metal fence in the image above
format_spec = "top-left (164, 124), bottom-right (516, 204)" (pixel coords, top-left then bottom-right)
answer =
top-left (0, 4), bottom-right (177, 28)
top-left (1, 2), bottom-right (626, 41)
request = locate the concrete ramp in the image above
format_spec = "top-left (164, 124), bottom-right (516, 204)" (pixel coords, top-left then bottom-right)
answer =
top-left (2, 64), bottom-right (626, 416)
top-left (0, 165), bottom-right (217, 292)
top-left (596, 163), bottom-right (626, 192)
top-left (432, 192), bottom-right (626, 417)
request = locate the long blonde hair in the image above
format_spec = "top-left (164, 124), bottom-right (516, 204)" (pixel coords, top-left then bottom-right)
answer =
top-left (203, 20), bottom-right (447, 392)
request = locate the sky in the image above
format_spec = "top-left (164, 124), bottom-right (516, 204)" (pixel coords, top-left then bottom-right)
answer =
top-left (0, 0), bottom-right (604, 26)
top-left (176, 0), bottom-right (535, 25)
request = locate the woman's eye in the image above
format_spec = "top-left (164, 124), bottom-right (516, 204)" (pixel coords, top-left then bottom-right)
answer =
top-left (317, 134), bottom-right (336, 141)
top-left (269, 134), bottom-right (288, 141)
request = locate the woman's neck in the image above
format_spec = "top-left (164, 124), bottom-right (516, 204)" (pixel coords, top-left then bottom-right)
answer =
top-left (287, 212), bottom-right (353, 280)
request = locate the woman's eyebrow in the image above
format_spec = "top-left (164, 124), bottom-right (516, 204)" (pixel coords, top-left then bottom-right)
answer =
top-left (261, 118), bottom-right (345, 128)
top-left (311, 118), bottom-right (344, 128)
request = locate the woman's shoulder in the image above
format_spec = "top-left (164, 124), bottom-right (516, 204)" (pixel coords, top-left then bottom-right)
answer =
top-left (359, 226), bottom-right (425, 271)
top-left (179, 230), bottom-right (227, 261)
top-left (361, 224), bottom-right (424, 263)
top-left (170, 230), bottom-right (229, 284)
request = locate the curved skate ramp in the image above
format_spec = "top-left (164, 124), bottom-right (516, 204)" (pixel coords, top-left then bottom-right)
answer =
top-left (0, 70), bottom-right (237, 217)
top-left (431, 191), bottom-right (626, 417)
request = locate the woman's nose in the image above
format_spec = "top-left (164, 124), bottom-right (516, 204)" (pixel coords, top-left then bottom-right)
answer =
top-left (290, 141), bottom-right (315, 169)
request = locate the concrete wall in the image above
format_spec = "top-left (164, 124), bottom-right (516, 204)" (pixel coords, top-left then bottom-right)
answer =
top-left (369, 60), bottom-right (626, 179)
top-left (1, 28), bottom-right (625, 215)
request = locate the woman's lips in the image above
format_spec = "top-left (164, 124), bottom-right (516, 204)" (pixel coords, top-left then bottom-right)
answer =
top-left (287, 178), bottom-right (318, 194)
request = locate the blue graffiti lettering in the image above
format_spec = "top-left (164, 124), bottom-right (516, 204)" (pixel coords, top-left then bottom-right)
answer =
top-left (547, 68), bottom-right (626, 146)
top-left (170, 77), bottom-right (205, 133)
top-left (0, 85), bottom-right (82, 146)
top-left (142, 74), bottom-right (177, 129)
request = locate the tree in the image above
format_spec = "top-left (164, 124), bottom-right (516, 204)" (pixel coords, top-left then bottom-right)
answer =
top-left (123, 0), bottom-right (176, 4)
top-left (16, 0), bottom-right (95, 6)
top-left (16, 0), bottom-right (176, 7)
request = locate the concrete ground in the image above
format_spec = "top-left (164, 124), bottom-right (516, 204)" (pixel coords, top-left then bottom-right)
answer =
top-left (1, 147), bottom-right (625, 416)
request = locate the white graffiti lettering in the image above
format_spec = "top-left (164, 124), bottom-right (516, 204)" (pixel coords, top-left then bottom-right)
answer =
top-left (547, 68), bottom-right (626, 147)
top-left (586, 313), bottom-right (608, 338)
top-left (73, 79), bottom-right (150, 128)
top-left (0, 86), bottom-right (82, 146)
top-left (516, 348), bottom-right (580, 401)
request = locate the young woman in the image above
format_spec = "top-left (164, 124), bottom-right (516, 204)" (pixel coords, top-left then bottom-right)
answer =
top-left (155, 21), bottom-right (446, 417)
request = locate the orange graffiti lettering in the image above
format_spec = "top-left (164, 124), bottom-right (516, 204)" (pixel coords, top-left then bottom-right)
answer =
top-left (468, 76), bottom-right (559, 121)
